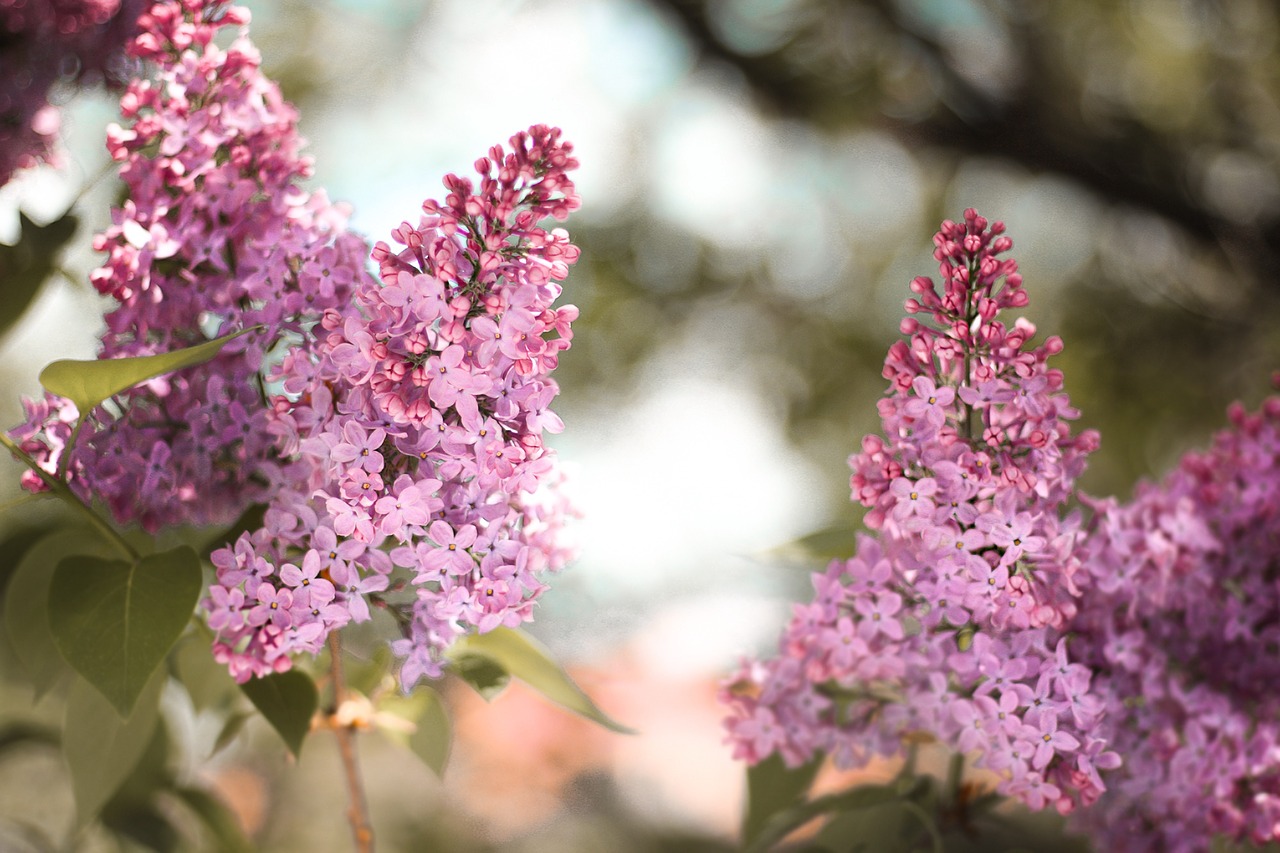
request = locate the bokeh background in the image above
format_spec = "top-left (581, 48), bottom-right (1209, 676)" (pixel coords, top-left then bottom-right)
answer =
top-left (2, 0), bottom-right (1280, 849)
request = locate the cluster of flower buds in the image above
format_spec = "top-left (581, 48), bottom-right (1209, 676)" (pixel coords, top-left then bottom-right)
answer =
top-left (722, 210), bottom-right (1116, 813)
top-left (206, 125), bottom-right (582, 686)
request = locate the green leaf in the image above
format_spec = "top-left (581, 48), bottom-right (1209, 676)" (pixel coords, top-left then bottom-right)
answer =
top-left (240, 669), bottom-right (318, 757)
top-left (171, 786), bottom-right (252, 853)
top-left (48, 545), bottom-right (202, 717)
top-left (0, 210), bottom-right (78, 341)
top-left (5, 533), bottom-right (108, 698)
top-left (452, 653), bottom-right (511, 700)
top-left (63, 668), bottom-right (164, 826)
top-left (408, 685), bottom-right (452, 777)
top-left (39, 326), bottom-right (259, 416)
top-left (742, 752), bottom-right (823, 846)
top-left (446, 627), bottom-right (633, 733)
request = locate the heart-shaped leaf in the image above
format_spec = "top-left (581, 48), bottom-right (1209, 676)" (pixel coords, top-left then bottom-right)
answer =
top-left (63, 668), bottom-right (163, 826)
top-left (240, 669), bottom-right (318, 757)
top-left (39, 326), bottom-right (258, 416)
top-left (446, 627), bottom-right (633, 733)
top-left (48, 545), bottom-right (202, 717)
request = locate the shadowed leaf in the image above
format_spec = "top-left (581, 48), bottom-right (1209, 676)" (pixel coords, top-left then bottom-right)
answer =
top-left (240, 669), bottom-right (318, 757)
top-left (48, 546), bottom-right (202, 717)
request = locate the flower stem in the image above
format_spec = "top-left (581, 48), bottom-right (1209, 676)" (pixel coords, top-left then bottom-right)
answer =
top-left (328, 631), bottom-right (375, 853)
top-left (0, 431), bottom-right (139, 561)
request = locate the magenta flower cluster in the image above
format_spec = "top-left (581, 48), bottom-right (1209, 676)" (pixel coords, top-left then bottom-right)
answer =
top-left (1068, 394), bottom-right (1280, 851)
top-left (11, 0), bottom-right (370, 531)
top-left (8, 0), bottom-right (581, 692)
top-left (722, 210), bottom-right (1116, 813)
top-left (0, 0), bottom-right (145, 186)
top-left (207, 126), bottom-right (582, 685)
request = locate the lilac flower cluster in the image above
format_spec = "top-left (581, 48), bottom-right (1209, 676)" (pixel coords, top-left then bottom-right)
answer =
top-left (722, 210), bottom-right (1116, 813)
top-left (206, 126), bottom-right (582, 685)
top-left (1068, 394), bottom-right (1280, 851)
top-left (5, 1), bottom-right (582, 690)
top-left (10, 0), bottom-right (370, 531)
top-left (0, 0), bottom-right (145, 187)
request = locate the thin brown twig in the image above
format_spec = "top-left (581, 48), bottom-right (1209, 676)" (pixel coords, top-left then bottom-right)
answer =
top-left (328, 631), bottom-right (375, 853)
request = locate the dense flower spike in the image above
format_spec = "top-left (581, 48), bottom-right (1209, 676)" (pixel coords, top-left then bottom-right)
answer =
top-left (9, 0), bottom-right (370, 531)
top-left (205, 125), bottom-right (581, 685)
top-left (722, 210), bottom-right (1114, 812)
top-left (1070, 394), bottom-right (1280, 852)
top-left (0, 0), bottom-right (145, 187)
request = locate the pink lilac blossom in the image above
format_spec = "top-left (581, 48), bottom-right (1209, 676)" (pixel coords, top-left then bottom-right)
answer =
top-left (722, 210), bottom-right (1116, 813)
top-left (204, 125), bottom-right (581, 686)
top-left (0, 0), bottom-right (146, 186)
top-left (8, 0), bottom-right (369, 531)
top-left (1069, 393), bottom-right (1280, 852)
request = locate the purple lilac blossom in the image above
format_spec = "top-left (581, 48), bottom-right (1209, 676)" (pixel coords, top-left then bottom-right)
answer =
top-left (721, 210), bottom-right (1115, 814)
top-left (204, 125), bottom-right (581, 686)
top-left (1070, 393), bottom-right (1280, 852)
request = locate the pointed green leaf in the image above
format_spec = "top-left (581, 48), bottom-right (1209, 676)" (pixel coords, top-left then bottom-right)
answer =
top-left (5, 533), bottom-right (109, 698)
top-left (63, 668), bottom-right (164, 826)
top-left (48, 545), bottom-right (202, 717)
top-left (240, 669), bottom-right (318, 757)
top-left (0, 210), bottom-right (78, 341)
top-left (447, 627), bottom-right (633, 733)
top-left (743, 752), bottom-right (823, 846)
top-left (408, 685), bottom-right (452, 777)
top-left (39, 326), bottom-right (259, 415)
